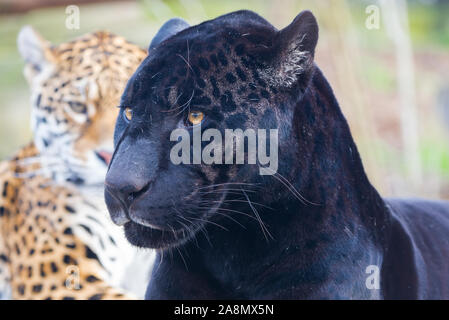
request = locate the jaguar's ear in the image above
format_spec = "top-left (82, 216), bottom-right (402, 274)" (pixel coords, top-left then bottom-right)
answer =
top-left (261, 11), bottom-right (318, 88)
top-left (17, 26), bottom-right (54, 72)
top-left (149, 18), bottom-right (190, 51)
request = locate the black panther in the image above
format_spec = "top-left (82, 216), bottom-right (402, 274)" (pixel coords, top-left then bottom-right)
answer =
top-left (104, 10), bottom-right (449, 299)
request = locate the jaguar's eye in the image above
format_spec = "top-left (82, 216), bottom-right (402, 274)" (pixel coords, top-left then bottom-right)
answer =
top-left (124, 107), bottom-right (132, 121)
top-left (188, 111), bottom-right (204, 125)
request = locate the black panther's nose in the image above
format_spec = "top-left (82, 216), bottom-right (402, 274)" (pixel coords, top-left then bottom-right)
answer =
top-left (104, 170), bottom-right (150, 226)
top-left (103, 136), bottom-right (156, 226)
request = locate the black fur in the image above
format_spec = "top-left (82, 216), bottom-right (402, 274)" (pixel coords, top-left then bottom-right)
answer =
top-left (105, 10), bottom-right (449, 299)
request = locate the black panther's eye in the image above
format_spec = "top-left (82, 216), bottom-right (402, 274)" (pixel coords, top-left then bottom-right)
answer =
top-left (188, 111), bottom-right (204, 125)
top-left (123, 107), bottom-right (132, 122)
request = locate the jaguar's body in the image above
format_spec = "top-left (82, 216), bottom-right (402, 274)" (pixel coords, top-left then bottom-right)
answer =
top-left (0, 28), bottom-right (153, 299)
top-left (105, 11), bottom-right (449, 299)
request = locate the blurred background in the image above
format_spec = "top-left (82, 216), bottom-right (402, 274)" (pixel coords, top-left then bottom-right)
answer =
top-left (0, 0), bottom-right (448, 199)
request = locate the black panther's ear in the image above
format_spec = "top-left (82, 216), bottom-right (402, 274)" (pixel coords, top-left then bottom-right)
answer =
top-left (149, 18), bottom-right (190, 51)
top-left (260, 11), bottom-right (318, 88)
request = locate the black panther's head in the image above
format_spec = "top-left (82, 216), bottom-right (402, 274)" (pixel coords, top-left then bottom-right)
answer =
top-left (104, 10), bottom-right (319, 249)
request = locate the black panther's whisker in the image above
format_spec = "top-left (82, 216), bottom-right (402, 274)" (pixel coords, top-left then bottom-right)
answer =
top-left (188, 217), bottom-right (229, 231)
top-left (173, 90), bottom-right (195, 117)
top-left (196, 182), bottom-right (260, 190)
top-left (176, 52), bottom-right (194, 74)
top-left (164, 89), bottom-right (195, 115)
top-left (198, 190), bottom-right (252, 197)
top-left (212, 211), bottom-right (247, 229)
top-left (274, 172), bottom-right (320, 205)
top-left (167, 223), bottom-right (178, 241)
top-left (176, 247), bottom-right (189, 271)
top-left (160, 90), bottom-right (183, 112)
top-left (209, 199), bottom-right (273, 210)
top-left (171, 203), bottom-right (198, 243)
top-left (263, 168), bottom-right (320, 206)
top-left (153, 249), bottom-right (165, 275)
top-left (240, 188), bottom-right (274, 242)
top-left (182, 212), bottom-right (213, 247)
top-left (215, 207), bottom-right (260, 222)
top-left (175, 215), bottom-right (200, 248)
top-left (198, 226), bottom-right (213, 247)
top-left (198, 188), bottom-right (257, 194)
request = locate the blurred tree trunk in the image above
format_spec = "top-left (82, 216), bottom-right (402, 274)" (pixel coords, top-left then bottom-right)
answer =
top-left (380, 0), bottom-right (422, 187)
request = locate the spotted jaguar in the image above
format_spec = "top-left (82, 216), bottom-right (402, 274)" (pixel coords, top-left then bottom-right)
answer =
top-left (0, 27), bottom-right (153, 300)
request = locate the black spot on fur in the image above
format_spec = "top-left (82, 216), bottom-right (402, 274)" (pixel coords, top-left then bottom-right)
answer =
top-left (260, 90), bottom-right (270, 99)
top-left (63, 255), bottom-right (77, 265)
top-left (210, 76), bottom-right (220, 99)
top-left (209, 54), bottom-right (218, 67)
top-left (85, 245), bottom-right (99, 261)
top-left (66, 243), bottom-right (77, 249)
top-left (220, 91), bottom-right (237, 112)
top-left (79, 224), bottom-right (93, 235)
top-left (235, 43), bottom-right (245, 56)
top-left (2, 181), bottom-right (8, 197)
top-left (191, 95), bottom-right (212, 106)
top-left (225, 113), bottom-right (248, 129)
top-left (63, 227), bottom-right (73, 235)
top-left (235, 67), bottom-right (247, 81)
top-left (32, 284), bottom-right (43, 293)
top-left (86, 275), bottom-right (100, 283)
top-left (64, 205), bottom-right (76, 213)
top-left (17, 284), bottom-right (25, 295)
top-left (217, 50), bottom-right (228, 66)
top-left (225, 73), bottom-right (237, 84)
top-left (88, 293), bottom-right (104, 300)
top-left (40, 263), bottom-right (46, 277)
top-left (50, 262), bottom-right (59, 273)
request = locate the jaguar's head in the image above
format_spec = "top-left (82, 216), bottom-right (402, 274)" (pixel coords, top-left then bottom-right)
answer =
top-left (105, 10), bottom-right (319, 249)
top-left (18, 27), bottom-right (146, 185)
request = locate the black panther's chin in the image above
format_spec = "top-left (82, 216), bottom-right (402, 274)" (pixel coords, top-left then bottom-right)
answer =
top-left (123, 220), bottom-right (198, 249)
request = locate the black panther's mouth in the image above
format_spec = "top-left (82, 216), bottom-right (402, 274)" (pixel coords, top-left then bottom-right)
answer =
top-left (123, 219), bottom-right (202, 249)
top-left (104, 185), bottom-right (227, 249)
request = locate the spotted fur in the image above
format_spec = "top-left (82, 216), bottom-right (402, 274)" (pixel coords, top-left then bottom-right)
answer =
top-left (0, 28), bottom-right (153, 300)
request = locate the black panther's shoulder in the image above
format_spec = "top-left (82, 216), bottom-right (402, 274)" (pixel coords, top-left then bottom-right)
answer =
top-left (385, 197), bottom-right (449, 236)
top-left (383, 197), bottom-right (449, 298)
top-left (385, 197), bottom-right (449, 221)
